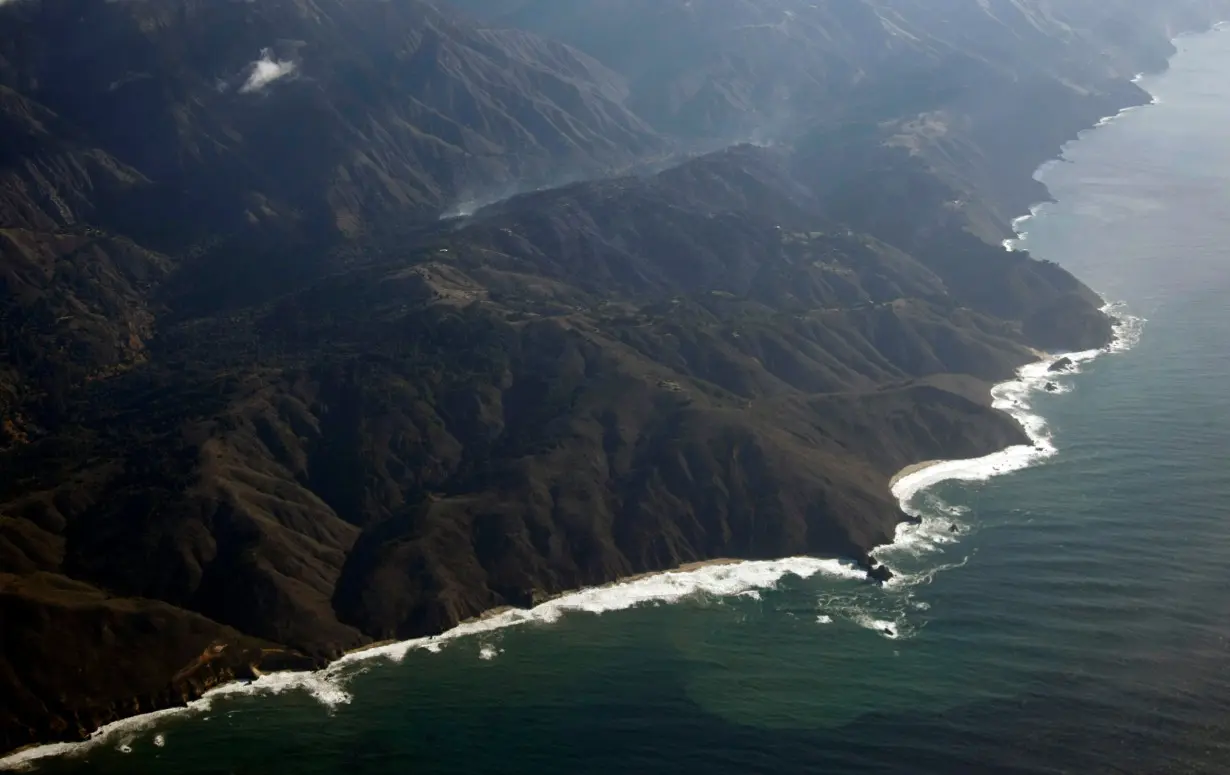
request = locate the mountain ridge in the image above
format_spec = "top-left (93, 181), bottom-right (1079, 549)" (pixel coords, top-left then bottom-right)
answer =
top-left (1, 0), bottom-right (1226, 757)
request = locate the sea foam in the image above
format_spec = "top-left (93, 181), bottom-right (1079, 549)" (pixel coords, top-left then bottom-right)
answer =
top-left (851, 614), bottom-right (903, 640)
top-left (0, 665), bottom-right (364, 771)
top-left (1005, 76), bottom-right (1171, 255)
top-left (330, 557), bottom-right (865, 669)
top-left (1003, 202), bottom-right (1049, 251)
top-left (0, 308), bottom-right (1146, 775)
top-left (880, 304), bottom-right (1142, 569)
top-left (0, 704), bottom-right (202, 770)
top-left (0, 69), bottom-right (1166, 772)
top-left (0, 557), bottom-right (865, 771)
top-left (478, 644), bottom-right (502, 661)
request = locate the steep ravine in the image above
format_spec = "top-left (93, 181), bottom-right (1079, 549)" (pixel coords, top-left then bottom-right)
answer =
top-left (0, 92), bottom-right (1110, 760)
top-left (3, 0), bottom-right (1225, 759)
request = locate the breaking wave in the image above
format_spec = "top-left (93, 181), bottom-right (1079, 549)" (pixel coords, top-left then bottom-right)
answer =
top-left (0, 558), bottom-right (867, 771)
top-left (0, 80), bottom-right (1160, 775)
top-left (876, 303), bottom-right (1142, 579)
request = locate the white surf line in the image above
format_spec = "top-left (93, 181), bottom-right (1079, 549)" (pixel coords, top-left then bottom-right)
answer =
top-left (1003, 201), bottom-right (1049, 251)
top-left (0, 557), bottom-right (866, 771)
top-left (328, 557), bottom-right (866, 668)
top-left (1006, 18), bottom-right (1230, 258)
top-left (876, 304), bottom-right (1142, 571)
top-left (7, 46), bottom-right (1189, 765)
top-left (0, 315), bottom-right (1142, 772)
top-left (0, 665), bottom-right (360, 772)
top-left (1003, 69), bottom-right (1173, 254)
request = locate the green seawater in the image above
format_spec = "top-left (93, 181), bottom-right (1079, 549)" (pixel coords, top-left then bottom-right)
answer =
top-left (17, 24), bottom-right (1230, 775)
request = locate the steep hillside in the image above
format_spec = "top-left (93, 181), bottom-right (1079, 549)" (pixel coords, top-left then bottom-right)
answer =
top-left (1, 0), bottom-right (1220, 757)
top-left (0, 0), bottom-right (666, 449)
top-left (0, 0), bottom-right (661, 238)
top-left (0, 139), bottom-right (1100, 754)
top-left (451, 0), bottom-right (1223, 140)
top-left (451, 0), bottom-right (1230, 231)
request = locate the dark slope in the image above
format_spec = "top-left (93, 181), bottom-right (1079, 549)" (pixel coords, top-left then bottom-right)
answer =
top-left (0, 0), bottom-right (661, 240)
top-left (2, 140), bottom-right (1083, 753)
top-left (1, 0), bottom-right (1223, 757)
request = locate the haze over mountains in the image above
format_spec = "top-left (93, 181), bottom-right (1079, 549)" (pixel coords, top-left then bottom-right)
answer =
top-left (1, 0), bottom-right (1225, 756)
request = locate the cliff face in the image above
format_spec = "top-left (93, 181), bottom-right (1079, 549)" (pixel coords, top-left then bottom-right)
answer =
top-left (1, 0), bottom-right (1223, 757)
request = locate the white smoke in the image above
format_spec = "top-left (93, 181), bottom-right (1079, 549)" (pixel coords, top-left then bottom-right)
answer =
top-left (239, 49), bottom-right (297, 94)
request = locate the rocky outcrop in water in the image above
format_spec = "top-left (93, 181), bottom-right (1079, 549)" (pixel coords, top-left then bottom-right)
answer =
top-left (865, 563), bottom-right (895, 585)
top-left (3, 0), bottom-right (1226, 757)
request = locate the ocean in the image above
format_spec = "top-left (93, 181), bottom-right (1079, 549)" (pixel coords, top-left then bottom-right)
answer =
top-left (7, 23), bottom-right (1230, 775)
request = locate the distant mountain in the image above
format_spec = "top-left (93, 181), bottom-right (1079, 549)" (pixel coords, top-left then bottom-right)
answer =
top-left (450, 0), bottom-right (1219, 140)
top-left (0, 0), bottom-right (661, 235)
top-left (1, 0), bottom-right (1226, 757)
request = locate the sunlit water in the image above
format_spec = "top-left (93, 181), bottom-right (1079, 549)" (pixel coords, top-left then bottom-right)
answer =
top-left (13, 25), bottom-right (1230, 775)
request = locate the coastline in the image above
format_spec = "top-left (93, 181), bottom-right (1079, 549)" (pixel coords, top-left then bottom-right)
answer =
top-left (878, 314), bottom-right (1144, 562)
top-left (890, 25), bottom-right (1214, 540)
top-left (902, 15), bottom-right (1229, 528)
top-left (0, 21), bottom-right (1209, 772)
top-left (866, 301), bottom-right (1143, 603)
top-left (0, 329), bottom-right (1148, 775)
top-left (0, 556), bottom-right (864, 771)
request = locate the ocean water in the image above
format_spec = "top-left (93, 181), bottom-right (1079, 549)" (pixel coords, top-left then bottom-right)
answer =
top-left (9, 25), bottom-right (1230, 775)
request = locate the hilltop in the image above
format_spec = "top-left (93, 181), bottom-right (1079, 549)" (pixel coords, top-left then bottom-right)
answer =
top-left (1, 0), bottom-right (1224, 755)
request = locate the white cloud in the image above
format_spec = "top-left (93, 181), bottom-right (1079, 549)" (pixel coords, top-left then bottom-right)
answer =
top-left (239, 49), bottom-right (297, 94)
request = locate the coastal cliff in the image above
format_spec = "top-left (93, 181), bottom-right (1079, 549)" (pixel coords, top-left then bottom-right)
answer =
top-left (1, 0), bottom-right (1226, 757)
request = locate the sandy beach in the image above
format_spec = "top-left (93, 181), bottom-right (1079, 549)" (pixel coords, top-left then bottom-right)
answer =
top-left (889, 460), bottom-right (946, 489)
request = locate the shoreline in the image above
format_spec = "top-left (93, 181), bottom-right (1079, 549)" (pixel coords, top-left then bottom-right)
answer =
top-left (881, 23), bottom-right (1205, 528)
top-left (0, 556), bottom-right (862, 771)
top-left (335, 556), bottom-right (747, 661)
top-left (888, 460), bottom-right (945, 490)
top-left (0, 20), bottom-right (1206, 772)
top-left (872, 301), bottom-right (1142, 572)
top-left (0, 312), bottom-right (1144, 773)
